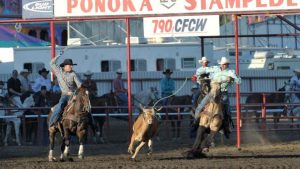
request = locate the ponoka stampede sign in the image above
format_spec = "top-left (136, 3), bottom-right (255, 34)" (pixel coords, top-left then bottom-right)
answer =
top-left (54, 0), bottom-right (300, 17)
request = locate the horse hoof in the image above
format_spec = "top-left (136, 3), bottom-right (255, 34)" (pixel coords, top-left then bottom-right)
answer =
top-left (59, 158), bottom-right (65, 162)
top-left (48, 157), bottom-right (57, 162)
top-left (99, 137), bottom-right (105, 144)
top-left (68, 157), bottom-right (74, 162)
top-left (147, 152), bottom-right (152, 156)
top-left (78, 155), bottom-right (84, 160)
top-left (202, 147), bottom-right (209, 153)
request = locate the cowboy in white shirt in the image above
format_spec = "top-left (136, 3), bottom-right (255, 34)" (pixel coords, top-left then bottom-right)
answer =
top-left (32, 68), bottom-right (52, 92)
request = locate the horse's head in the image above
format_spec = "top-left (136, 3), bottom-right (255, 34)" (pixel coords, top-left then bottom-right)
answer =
top-left (140, 105), bottom-right (156, 125)
top-left (74, 86), bottom-right (91, 113)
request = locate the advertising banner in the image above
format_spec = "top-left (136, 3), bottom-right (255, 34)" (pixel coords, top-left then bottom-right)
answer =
top-left (143, 15), bottom-right (219, 37)
top-left (22, 0), bottom-right (53, 19)
top-left (54, 0), bottom-right (300, 17)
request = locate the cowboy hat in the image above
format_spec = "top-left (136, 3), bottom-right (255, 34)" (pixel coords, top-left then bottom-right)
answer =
top-left (163, 69), bottom-right (173, 74)
top-left (60, 59), bottom-right (77, 67)
top-left (84, 70), bottom-right (93, 76)
top-left (198, 57), bottom-right (209, 64)
top-left (38, 68), bottom-right (49, 75)
top-left (218, 57), bottom-right (230, 65)
top-left (293, 69), bottom-right (300, 73)
top-left (116, 69), bottom-right (122, 74)
top-left (20, 69), bottom-right (30, 74)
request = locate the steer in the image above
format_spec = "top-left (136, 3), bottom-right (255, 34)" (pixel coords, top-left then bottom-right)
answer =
top-left (128, 106), bottom-right (159, 160)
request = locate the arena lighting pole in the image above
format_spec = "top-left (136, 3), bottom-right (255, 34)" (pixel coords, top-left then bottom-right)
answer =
top-left (125, 18), bottom-right (133, 133)
top-left (234, 15), bottom-right (241, 150)
top-left (50, 21), bottom-right (56, 81)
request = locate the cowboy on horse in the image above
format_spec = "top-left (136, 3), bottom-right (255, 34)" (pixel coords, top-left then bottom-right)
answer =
top-left (49, 55), bottom-right (82, 127)
top-left (194, 56), bottom-right (241, 138)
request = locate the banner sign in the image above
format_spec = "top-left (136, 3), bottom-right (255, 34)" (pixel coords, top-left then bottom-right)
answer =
top-left (22, 0), bottom-right (53, 19)
top-left (143, 15), bottom-right (219, 38)
top-left (54, 0), bottom-right (300, 17)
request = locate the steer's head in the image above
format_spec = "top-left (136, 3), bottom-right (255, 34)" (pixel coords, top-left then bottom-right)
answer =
top-left (141, 106), bottom-right (156, 125)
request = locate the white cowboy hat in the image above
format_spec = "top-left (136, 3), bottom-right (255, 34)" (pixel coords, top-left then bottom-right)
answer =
top-left (293, 69), bottom-right (300, 73)
top-left (218, 57), bottom-right (230, 65)
top-left (20, 69), bottom-right (30, 73)
top-left (84, 70), bottom-right (93, 76)
top-left (116, 69), bottom-right (122, 74)
top-left (198, 57), bottom-right (209, 64)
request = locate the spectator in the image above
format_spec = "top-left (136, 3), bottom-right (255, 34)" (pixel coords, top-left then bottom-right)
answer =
top-left (51, 78), bottom-right (61, 94)
top-left (19, 69), bottom-right (32, 93)
top-left (7, 70), bottom-right (22, 108)
top-left (49, 58), bottom-right (82, 127)
top-left (0, 80), bottom-right (6, 105)
top-left (82, 70), bottom-right (97, 98)
top-left (34, 86), bottom-right (51, 111)
top-left (112, 69), bottom-right (128, 108)
top-left (290, 69), bottom-right (300, 97)
top-left (160, 69), bottom-right (175, 105)
top-left (32, 68), bottom-right (51, 92)
top-left (19, 69), bottom-right (33, 102)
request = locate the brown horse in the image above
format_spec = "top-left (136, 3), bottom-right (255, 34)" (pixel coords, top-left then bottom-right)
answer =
top-left (160, 95), bottom-right (192, 139)
top-left (244, 85), bottom-right (286, 125)
top-left (186, 81), bottom-right (223, 158)
top-left (90, 92), bottom-right (118, 143)
top-left (48, 86), bottom-right (92, 162)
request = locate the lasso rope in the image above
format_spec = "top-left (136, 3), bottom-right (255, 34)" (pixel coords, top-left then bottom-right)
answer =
top-left (152, 77), bottom-right (188, 109)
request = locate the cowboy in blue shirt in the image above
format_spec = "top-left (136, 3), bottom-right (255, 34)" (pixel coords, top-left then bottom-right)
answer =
top-left (160, 69), bottom-right (175, 105)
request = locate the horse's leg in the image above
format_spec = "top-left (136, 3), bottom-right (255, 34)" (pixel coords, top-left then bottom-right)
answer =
top-left (77, 128), bottom-right (87, 159)
top-left (97, 117), bottom-right (105, 143)
top-left (176, 120), bottom-right (181, 139)
top-left (60, 127), bottom-right (71, 161)
top-left (170, 117), bottom-right (176, 139)
top-left (192, 126), bottom-right (206, 150)
top-left (13, 119), bottom-right (21, 146)
top-left (131, 141), bottom-right (146, 160)
top-left (48, 127), bottom-right (57, 162)
top-left (4, 121), bottom-right (12, 146)
top-left (147, 139), bottom-right (153, 155)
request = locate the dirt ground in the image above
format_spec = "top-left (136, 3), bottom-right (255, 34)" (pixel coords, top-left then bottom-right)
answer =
top-left (1, 137), bottom-right (300, 169)
top-left (2, 118), bottom-right (300, 169)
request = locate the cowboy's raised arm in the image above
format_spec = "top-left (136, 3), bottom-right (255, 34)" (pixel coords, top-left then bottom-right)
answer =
top-left (50, 54), bottom-right (63, 75)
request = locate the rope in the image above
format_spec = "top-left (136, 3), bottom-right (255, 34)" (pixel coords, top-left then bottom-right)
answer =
top-left (153, 77), bottom-right (188, 109)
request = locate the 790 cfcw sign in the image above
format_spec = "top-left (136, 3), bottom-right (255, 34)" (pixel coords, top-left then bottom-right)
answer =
top-left (143, 15), bottom-right (219, 38)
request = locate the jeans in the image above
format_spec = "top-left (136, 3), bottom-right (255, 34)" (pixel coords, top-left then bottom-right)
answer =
top-left (194, 93), bottom-right (211, 119)
top-left (161, 93), bottom-right (172, 106)
top-left (11, 96), bottom-right (23, 108)
top-left (117, 93), bottom-right (128, 106)
top-left (49, 95), bottom-right (71, 126)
